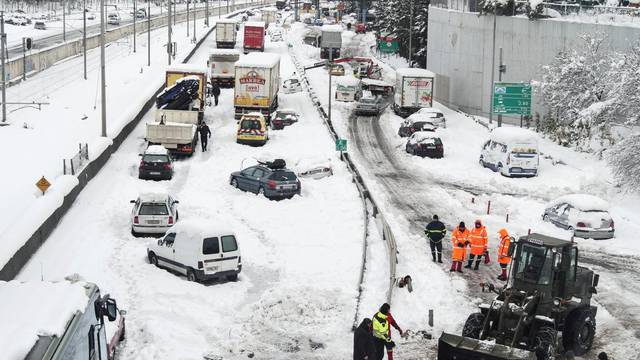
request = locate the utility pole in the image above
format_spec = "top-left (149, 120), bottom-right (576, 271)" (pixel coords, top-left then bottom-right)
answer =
top-left (83, 0), bottom-right (87, 79)
top-left (22, 38), bottom-right (26, 80)
top-left (133, 0), bottom-right (137, 52)
top-left (498, 47), bottom-right (504, 127)
top-left (295, 0), bottom-right (299, 21)
top-left (489, 12), bottom-right (497, 124)
top-left (193, 0), bottom-right (196, 43)
top-left (205, 0), bottom-right (209, 26)
top-left (187, 0), bottom-right (190, 37)
top-left (219, 0), bottom-right (221, 18)
top-left (408, 0), bottom-right (413, 67)
top-left (168, 0), bottom-right (172, 65)
top-left (227, 0), bottom-right (229, 15)
top-left (100, 0), bottom-right (107, 137)
top-left (328, 50), bottom-right (333, 125)
top-left (1, 12), bottom-right (6, 123)
top-left (63, 0), bottom-right (66, 42)
top-left (148, 0), bottom-right (151, 66)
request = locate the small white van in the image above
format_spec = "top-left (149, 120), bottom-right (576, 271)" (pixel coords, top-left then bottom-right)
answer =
top-left (479, 127), bottom-right (539, 177)
top-left (147, 221), bottom-right (242, 282)
top-left (335, 75), bottom-right (362, 102)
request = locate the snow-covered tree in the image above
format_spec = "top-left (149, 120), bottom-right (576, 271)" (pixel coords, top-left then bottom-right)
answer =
top-left (607, 134), bottom-right (640, 191)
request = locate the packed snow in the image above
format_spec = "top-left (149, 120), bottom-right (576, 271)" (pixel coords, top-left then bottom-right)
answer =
top-left (547, 194), bottom-right (611, 212)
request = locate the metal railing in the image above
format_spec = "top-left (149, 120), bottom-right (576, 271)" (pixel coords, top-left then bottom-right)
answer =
top-left (430, 0), bottom-right (640, 17)
top-left (63, 143), bottom-right (89, 175)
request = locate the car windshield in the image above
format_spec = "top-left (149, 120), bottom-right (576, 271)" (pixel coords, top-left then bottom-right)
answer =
top-left (202, 237), bottom-right (220, 255)
top-left (139, 203), bottom-right (168, 215)
top-left (270, 171), bottom-right (297, 181)
top-left (276, 112), bottom-right (296, 120)
top-left (511, 145), bottom-right (538, 157)
top-left (221, 235), bottom-right (238, 252)
top-left (143, 154), bottom-right (168, 163)
top-left (515, 244), bottom-right (553, 285)
top-left (241, 119), bottom-right (262, 130)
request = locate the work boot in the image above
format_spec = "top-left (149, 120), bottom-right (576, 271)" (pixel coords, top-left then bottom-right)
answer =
top-left (432, 252), bottom-right (437, 262)
top-left (474, 261), bottom-right (481, 270)
top-left (456, 262), bottom-right (463, 273)
top-left (464, 260), bottom-right (472, 269)
top-left (450, 263), bottom-right (456, 272)
top-left (438, 257), bottom-right (443, 264)
top-left (497, 274), bottom-right (507, 281)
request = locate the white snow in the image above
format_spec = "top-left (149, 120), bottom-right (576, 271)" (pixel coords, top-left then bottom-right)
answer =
top-left (235, 52), bottom-right (281, 68)
top-left (321, 24), bottom-right (343, 32)
top-left (335, 75), bottom-right (361, 86)
top-left (208, 48), bottom-right (242, 56)
top-left (137, 192), bottom-right (170, 203)
top-left (166, 63), bottom-right (208, 75)
top-left (395, 67), bottom-right (436, 78)
top-left (489, 127), bottom-right (539, 145)
top-left (162, 219), bottom-right (235, 239)
top-left (547, 194), bottom-right (611, 212)
top-left (361, 78), bottom-right (394, 87)
top-left (244, 20), bottom-right (266, 28)
top-left (0, 280), bottom-right (89, 360)
top-left (408, 131), bottom-right (439, 144)
top-left (216, 18), bottom-right (239, 24)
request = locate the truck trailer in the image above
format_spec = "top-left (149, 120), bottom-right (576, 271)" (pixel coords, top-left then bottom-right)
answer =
top-left (234, 52), bottom-right (280, 123)
top-left (393, 68), bottom-right (435, 118)
top-left (163, 64), bottom-right (208, 122)
top-left (261, 7), bottom-right (278, 28)
top-left (243, 21), bottom-right (266, 53)
top-left (215, 18), bottom-right (238, 49)
top-left (320, 24), bottom-right (342, 60)
top-left (208, 49), bottom-right (241, 88)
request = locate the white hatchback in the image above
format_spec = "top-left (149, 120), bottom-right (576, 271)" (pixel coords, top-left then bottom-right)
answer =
top-left (147, 221), bottom-right (242, 282)
top-left (130, 193), bottom-right (179, 237)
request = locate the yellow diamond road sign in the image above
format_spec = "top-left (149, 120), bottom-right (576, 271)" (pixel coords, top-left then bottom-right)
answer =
top-left (36, 176), bottom-right (51, 194)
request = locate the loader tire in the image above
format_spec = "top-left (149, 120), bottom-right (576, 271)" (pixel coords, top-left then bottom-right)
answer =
top-left (534, 326), bottom-right (557, 360)
top-left (563, 308), bottom-right (596, 356)
top-left (462, 312), bottom-right (485, 339)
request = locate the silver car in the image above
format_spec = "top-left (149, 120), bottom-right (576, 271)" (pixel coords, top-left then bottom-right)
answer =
top-left (130, 193), bottom-right (179, 237)
top-left (543, 194), bottom-right (614, 240)
top-left (355, 93), bottom-right (387, 116)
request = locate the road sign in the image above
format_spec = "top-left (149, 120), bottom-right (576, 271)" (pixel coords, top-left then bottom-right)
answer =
top-left (336, 139), bottom-right (347, 152)
top-left (492, 82), bottom-right (532, 115)
top-left (35, 176), bottom-right (51, 195)
top-left (377, 35), bottom-right (399, 54)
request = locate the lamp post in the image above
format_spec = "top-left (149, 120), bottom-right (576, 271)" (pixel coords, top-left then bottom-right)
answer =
top-left (147, 0), bottom-right (151, 66)
top-left (133, 0), bottom-right (137, 52)
top-left (83, 0), bottom-right (87, 79)
top-left (100, 0), bottom-right (106, 137)
top-left (168, 0), bottom-right (172, 65)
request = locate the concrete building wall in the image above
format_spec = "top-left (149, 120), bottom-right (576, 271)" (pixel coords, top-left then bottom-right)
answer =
top-left (427, 8), bottom-right (640, 122)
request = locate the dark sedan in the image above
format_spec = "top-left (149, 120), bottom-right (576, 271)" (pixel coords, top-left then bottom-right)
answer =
top-left (405, 132), bottom-right (443, 158)
top-left (398, 120), bottom-right (437, 137)
top-left (138, 145), bottom-right (173, 180)
top-left (230, 162), bottom-right (301, 200)
top-left (271, 109), bottom-right (299, 130)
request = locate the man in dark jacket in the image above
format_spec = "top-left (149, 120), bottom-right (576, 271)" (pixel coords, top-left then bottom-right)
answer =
top-left (211, 82), bottom-right (221, 106)
top-left (198, 122), bottom-right (211, 151)
top-left (425, 214), bottom-right (446, 263)
top-left (353, 318), bottom-right (375, 360)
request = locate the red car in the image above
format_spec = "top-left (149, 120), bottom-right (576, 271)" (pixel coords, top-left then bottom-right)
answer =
top-left (355, 23), bottom-right (366, 34)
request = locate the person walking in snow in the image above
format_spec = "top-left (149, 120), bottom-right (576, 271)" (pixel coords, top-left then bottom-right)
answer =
top-left (497, 228), bottom-right (512, 281)
top-left (354, 318), bottom-right (375, 360)
top-left (466, 219), bottom-right (488, 270)
top-left (451, 242), bottom-right (466, 273)
top-left (211, 82), bottom-right (221, 106)
top-left (372, 303), bottom-right (403, 360)
top-left (451, 221), bottom-right (470, 249)
top-left (198, 122), bottom-right (211, 152)
top-left (425, 215), bottom-right (446, 263)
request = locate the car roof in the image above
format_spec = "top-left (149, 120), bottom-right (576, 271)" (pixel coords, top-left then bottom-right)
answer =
top-left (411, 131), bottom-right (440, 141)
top-left (138, 192), bottom-right (170, 202)
top-left (145, 145), bottom-right (169, 155)
top-left (547, 194), bottom-right (610, 212)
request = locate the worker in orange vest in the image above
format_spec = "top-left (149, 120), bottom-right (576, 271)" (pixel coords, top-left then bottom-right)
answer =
top-left (466, 219), bottom-right (488, 270)
top-left (451, 222), bottom-right (470, 249)
top-left (450, 242), bottom-right (466, 273)
top-left (497, 228), bottom-right (512, 281)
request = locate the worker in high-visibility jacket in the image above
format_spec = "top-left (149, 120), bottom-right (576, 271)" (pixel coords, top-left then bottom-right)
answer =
top-left (372, 303), bottom-right (403, 360)
top-left (451, 222), bottom-right (470, 248)
top-left (466, 219), bottom-right (488, 270)
top-left (497, 228), bottom-right (512, 281)
top-left (450, 242), bottom-right (466, 273)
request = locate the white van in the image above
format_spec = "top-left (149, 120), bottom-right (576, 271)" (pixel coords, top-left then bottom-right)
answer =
top-left (335, 75), bottom-right (361, 102)
top-left (479, 127), bottom-right (539, 177)
top-left (146, 221), bottom-right (242, 282)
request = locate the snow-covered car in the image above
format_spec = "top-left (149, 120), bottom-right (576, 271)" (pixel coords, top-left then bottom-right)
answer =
top-left (34, 21), bottom-right (46, 30)
top-left (107, 13), bottom-right (121, 25)
top-left (130, 192), bottom-right (179, 237)
top-left (11, 16), bottom-right (28, 26)
top-left (270, 30), bottom-right (283, 42)
top-left (138, 145), bottom-right (173, 180)
top-left (413, 107), bottom-right (447, 128)
top-left (282, 78), bottom-right (302, 94)
top-left (272, 109), bottom-right (299, 130)
top-left (479, 127), bottom-right (539, 177)
top-left (147, 220), bottom-right (242, 282)
top-left (329, 64), bottom-right (345, 76)
top-left (87, 13), bottom-right (96, 20)
top-left (230, 160), bottom-right (301, 199)
top-left (355, 91), bottom-right (387, 116)
top-left (397, 117), bottom-right (437, 137)
top-left (543, 194), bottom-right (615, 240)
top-left (295, 157), bottom-right (333, 179)
top-left (405, 132), bottom-right (443, 158)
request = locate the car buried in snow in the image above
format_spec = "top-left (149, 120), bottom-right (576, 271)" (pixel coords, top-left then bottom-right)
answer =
top-left (398, 117), bottom-right (437, 137)
top-left (138, 145), bottom-right (173, 180)
top-left (295, 157), bottom-right (333, 180)
top-left (229, 159), bottom-right (301, 200)
top-left (282, 78), bottom-right (302, 94)
top-left (479, 127), bottom-right (539, 177)
top-left (130, 192), bottom-right (179, 237)
top-left (412, 107), bottom-right (447, 128)
top-left (405, 132), bottom-right (444, 158)
top-left (355, 91), bottom-right (387, 116)
top-left (271, 109), bottom-right (299, 130)
top-left (543, 194), bottom-right (615, 240)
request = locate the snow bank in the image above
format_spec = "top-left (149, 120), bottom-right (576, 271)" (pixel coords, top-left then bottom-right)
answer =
top-left (548, 194), bottom-right (610, 211)
top-left (208, 48), bottom-right (242, 57)
top-left (0, 280), bottom-right (89, 360)
top-left (489, 126), bottom-right (538, 144)
top-left (166, 63), bottom-right (208, 74)
top-left (245, 20), bottom-right (266, 28)
top-left (216, 18), bottom-right (238, 24)
top-left (235, 52), bottom-right (280, 68)
top-left (321, 24), bottom-right (343, 32)
top-left (335, 75), bottom-right (360, 86)
top-left (395, 67), bottom-right (435, 78)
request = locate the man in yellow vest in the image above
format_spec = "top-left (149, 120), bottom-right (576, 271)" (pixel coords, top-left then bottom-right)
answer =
top-left (372, 303), bottom-right (403, 360)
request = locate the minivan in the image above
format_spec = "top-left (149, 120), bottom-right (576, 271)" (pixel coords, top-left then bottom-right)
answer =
top-left (236, 112), bottom-right (268, 146)
top-left (479, 127), bottom-right (539, 177)
top-left (147, 221), bottom-right (242, 282)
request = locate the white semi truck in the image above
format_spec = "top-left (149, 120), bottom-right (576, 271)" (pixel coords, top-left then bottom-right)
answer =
top-left (393, 68), bottom-right (436, 118)
top-left (233, 52), bottom-right (281, 123)
top-left (208, 49), bottom-right (241, 88)
top-left (215, 18), bottom-right (238, 48)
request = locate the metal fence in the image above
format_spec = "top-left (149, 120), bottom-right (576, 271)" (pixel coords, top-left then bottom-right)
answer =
top-left (63, 143), bottom-right (89, 176)
top-left (430, 0), bottom-right (640, 17)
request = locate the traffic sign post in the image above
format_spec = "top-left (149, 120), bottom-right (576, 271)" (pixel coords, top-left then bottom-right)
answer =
top-left (336, 138), bottom-right (347, 152)
top-left (492, 82), bottom-right (532, 116)
top-left (35, 176), bottom-right (51, 195)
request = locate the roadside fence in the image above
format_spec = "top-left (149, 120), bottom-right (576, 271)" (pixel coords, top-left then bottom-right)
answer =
top-left (63, 143), bottom-right (89, 176)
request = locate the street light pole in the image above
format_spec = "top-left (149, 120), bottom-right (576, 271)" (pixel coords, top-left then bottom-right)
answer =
top-left (328, 50), bottom-right (333, 125)
top-left (205, 0), bottom-right (209, 26)
top-left (168, 0), bottom-right (172, 65)
top-left (489, 12), bottom-right (496, 124)
top-left (133, 0), bottom-right (137, 52)
top-left (83, 0), bottom-right (87, 79)
top-left (408, 0), bottom-right (413, 67)
top-left (1, 12), bottom-right (6, 123)
top-left (100, 0), bottom-right (107, 137)
top-left (193, 0), bottom-right (196, 43)
top-left (187, 0), bottom-right (190, 37)
top-left (148, 0), bottom-right (151, 66)
top-left (63, 0), bottom-right (66, 42)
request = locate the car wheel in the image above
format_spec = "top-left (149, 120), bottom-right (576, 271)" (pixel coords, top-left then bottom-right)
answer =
top-left (131, 228), bottom-right (139, 237)
top-left (148, 252), bottom-right (159, 267)
top-left (230, 178), bottom-right (239, 188)
top-left (119, 321), bottom-right (126, 341)
top-left (497, 163), bottom-right (506, 176)
top-left (186, 269), bottom-right (198, 282)
top-left (226, 274), bottom-right (239, 281)
top-left (479, 157), bottom-right (485, 168)
top-left (543, 214), bottom-right (550, 222)
top-left (175, 211), bottom-right (179, 221)
top-left (568, 226), bottom-right (574, 231)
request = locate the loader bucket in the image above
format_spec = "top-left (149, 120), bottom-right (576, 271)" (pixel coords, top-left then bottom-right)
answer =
top-left (437, 332), bottom-right (536, 360)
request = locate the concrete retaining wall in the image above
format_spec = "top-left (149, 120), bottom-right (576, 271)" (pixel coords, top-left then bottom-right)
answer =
top-left (427, 8), bottom-right (640, 121)
top-left (5, 3), bottom-right (246, 84)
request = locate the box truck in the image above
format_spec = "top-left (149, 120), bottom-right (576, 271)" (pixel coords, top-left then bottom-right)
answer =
top-left (320, 24), bottom-right (342, 60)
top-left (215, 18), bottom-right (238, 48)
top-left (261, 7), bottom-right (277, 28)
top-left (208, 49), bottom-right (241, 88)
top-left (393, 68), bottom-right (435, 118)
top-left (234, 52), bottom-right (280, 123)
top-left (243, 21), bottom-right (266, 53)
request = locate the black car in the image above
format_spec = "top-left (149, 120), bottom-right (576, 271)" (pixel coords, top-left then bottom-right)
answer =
top-left (138, 145), bottom-right (173, 180)
top-left (398, 120), bottom-right (437, 137)
top-left (405, 132), bottom-right (443, 158)
top-left (271, 110), bottom-right (299, 130)
top-left (229, 160), bottom-right (301, 200)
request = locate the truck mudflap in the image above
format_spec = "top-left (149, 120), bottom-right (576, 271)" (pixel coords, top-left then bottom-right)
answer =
top-left (437, 333), bottom-right (536, 360)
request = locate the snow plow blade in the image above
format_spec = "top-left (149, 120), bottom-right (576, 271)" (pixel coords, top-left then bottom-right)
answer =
top-left (437, 332), bottom-right (536, 360)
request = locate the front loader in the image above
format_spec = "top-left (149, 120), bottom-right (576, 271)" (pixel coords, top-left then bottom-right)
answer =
top-left (438, 233), bottom-right (600, 360)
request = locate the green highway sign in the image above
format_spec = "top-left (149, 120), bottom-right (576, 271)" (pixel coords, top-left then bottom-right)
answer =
top-left (492, 82), bottom-right (532, 115)
top-left (336, 138), bottom-right (347, 152)
top-left (377, 35), bottom-right (399, 54)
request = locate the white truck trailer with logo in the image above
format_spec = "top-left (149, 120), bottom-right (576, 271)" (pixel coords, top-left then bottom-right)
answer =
top-left (208, 49), bottom-right (241, 88)
top-left (215, 18), bottom-right (238, 48)
top-left (2, 280), bottom-right (126, 360)
top-left (393, 68), bottom-right (435, 118)
top-left (233, 52), bottom-right (280, 123)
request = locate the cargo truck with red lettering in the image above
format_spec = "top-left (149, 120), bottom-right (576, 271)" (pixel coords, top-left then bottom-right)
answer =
top-left (243, 21), bottom-right (266, 53)
top-left (234, 52), bottom-right (280, 124)
top-left (393, 68), bottom-right (435, 118)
